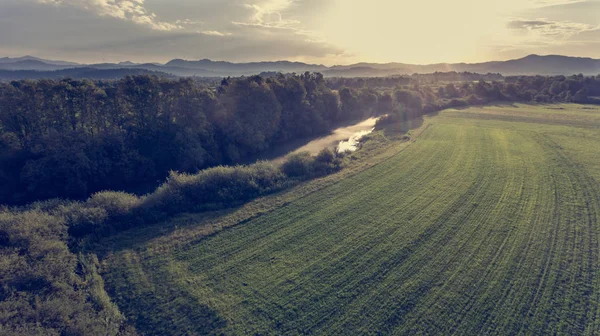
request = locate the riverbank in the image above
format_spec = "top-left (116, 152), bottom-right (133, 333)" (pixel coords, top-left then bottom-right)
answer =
top-left (249, 117), bottom-right (379, 163)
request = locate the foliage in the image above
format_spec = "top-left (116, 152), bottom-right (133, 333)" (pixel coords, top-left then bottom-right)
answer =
top-left (3, 72), bottom-right (600, 206)
top-left (0, 73), bottom-right (384, 205)
top-left (0, 209), bottom-right (136, 335)
top-left (102, 104), bottom-right (600, 335)
top-left (0, 130), bottom-right (348, 336)
top-left (142, 162), bottom-right (288, 215)
top-left (3, 69), bottom-right (600, 335)
top-left (43, 150), bottom-right (345, 242)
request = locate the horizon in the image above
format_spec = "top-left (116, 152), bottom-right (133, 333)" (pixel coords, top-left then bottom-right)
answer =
top-left (3, 52), bottom-right (600, 68)
top-left (1, 1), bottom-right (599, 66)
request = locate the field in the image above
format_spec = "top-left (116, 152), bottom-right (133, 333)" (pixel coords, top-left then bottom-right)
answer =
top-left (101, 104), bottom-right (600, 335)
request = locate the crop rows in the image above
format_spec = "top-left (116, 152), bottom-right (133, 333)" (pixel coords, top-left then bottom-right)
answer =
top-left (103, 104), bottom-right (600, 335)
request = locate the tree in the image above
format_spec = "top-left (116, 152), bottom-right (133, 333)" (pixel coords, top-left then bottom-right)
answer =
top-left (445, 83), bottom-right (459, 98)
top-left (573, 88), bottom-right (589, 104)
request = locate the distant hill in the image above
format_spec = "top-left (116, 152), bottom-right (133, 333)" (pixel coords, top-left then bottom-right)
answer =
top-left (328, 55), bottom-right (600, 76)
top-left (165, 59), bottom-right (327, 75)
top-left (0, 60), bottom-right (72, 71)
top-left (0, 67), bottom-right (175, 80)
top-left (323, 66), bottom-right (411, 77)
top-left (0, 55), bottom-right (79, 67)
top-left (0, 54), bottom-right (599, 79)
top-left (464, 54), bottom-right (600, 75)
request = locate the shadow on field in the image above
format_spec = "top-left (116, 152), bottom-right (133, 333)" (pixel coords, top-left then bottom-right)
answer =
top-left (88, 208), bottom-right (240, 257)
top-left (381, 117), bottom-right (424, 138)
top-left (103, 271), bottom-right (228, 336)
top-left (449, 101), bottom-right (520, 111)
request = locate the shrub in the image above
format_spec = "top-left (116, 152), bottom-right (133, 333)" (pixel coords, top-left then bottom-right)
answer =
top-left (394, 90), bottom-right (424, 112)
top-left (24, 198), bottom-right (73, 213)
top-left (87, 191), bottom-right (141, 218)
top-left (282, 152), bottom-right (314, 178)
top-left (535, 94), bottom-right (551, 103)
top-left (466, 94), bottom-right (485, 105)
top-left (141, 162), bottom-right (287, 215)
top-left (59, 203), bottom-right (108, 239)
top-left (313, 148), bottom-right (343, 176)
top-left (0, 209), bottom-right (134, 335)
top-left (449, 98), bottom-right (468, 108)
top-left (316, 148), bottom-right (336, 163)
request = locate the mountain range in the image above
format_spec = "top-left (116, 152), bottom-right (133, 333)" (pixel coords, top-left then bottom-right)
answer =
top-left (0, 54), bottom-right (599, 80)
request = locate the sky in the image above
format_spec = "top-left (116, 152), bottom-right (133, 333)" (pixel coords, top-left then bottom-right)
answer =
top-left (0, 0), bottom-right (599, 65)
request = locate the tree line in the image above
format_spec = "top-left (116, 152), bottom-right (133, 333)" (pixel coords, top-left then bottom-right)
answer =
top-left (0, 73), bottom-right (385, 205)
top-left (326, 71), bottom-right (504, 90)
top-left (2, 72), bottom-right (600, 206)
top-left (349, 74), bottom-right (600, 126)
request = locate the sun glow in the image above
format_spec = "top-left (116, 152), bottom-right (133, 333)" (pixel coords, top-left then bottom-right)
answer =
top-left (313, 0), bottom-right (557, 64)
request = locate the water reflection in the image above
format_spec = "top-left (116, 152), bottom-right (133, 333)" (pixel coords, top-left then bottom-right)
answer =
top-left (249, 117), bottom-right (380, 163)
top-left (337, 128), bottom-right (374, 153)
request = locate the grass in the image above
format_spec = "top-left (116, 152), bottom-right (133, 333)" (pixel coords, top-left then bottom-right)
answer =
top-left (100, 103), bottom-right (600, 335)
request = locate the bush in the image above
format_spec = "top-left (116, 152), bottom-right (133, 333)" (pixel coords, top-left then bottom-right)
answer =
top-left (394, 89), bottom-right (424, 111)
top-left (466, 94), bottom-right (485, 105)
top-left (375, 114), bottom-right (399, 128)
top-left (33, 148), bottom-right (346, 243)
top-left (535, 94), bottom-right (551, 103)
top-left (313, 148), bottom-right (343, 176)
top-left (282, 152), bottom-right (314, 178)
top-left (60, 203), bottom-right (108, 238)
top-left (24, 198), bottom-right (74, 213)
top-left (316, 148), bottom-right (336, 163)
top-left (0, 209), bottom-right (134, 335)
top-left (87, 191), bottom-right (141, 218)
top-left (141, 162), bottom-right (287, 215)
top-left (449, 98), bottom-right (468, 108)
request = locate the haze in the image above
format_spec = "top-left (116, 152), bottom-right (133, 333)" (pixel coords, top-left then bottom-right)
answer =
top-left (0, 0), bottom-right (599, 65)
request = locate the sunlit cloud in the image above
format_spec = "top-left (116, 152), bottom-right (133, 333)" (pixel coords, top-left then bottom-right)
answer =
top-left (529, 0), bottom-right (586, 7)
top-left (175, 19), bottom-right (204, 27)
top-left (199, 30), bottom-right (233, 37)
top-left (507, 18), bottom-right (598, 41)
top-left (507, 20), bottom-right (553, 29)
top-left (235, 0), bottom-right (300, 30)
top-left (36, 0), bottom-right (180, 31)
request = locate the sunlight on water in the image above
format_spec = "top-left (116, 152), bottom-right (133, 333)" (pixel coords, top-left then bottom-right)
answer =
top-left (337, 128), bottom-right (375, 153)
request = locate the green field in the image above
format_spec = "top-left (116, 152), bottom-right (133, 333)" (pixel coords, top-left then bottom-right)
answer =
top-left (101, 104), bottom-right (600, 335)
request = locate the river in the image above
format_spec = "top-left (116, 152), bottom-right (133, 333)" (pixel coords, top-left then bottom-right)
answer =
top-left (251, 117), bottom-right (378, 164)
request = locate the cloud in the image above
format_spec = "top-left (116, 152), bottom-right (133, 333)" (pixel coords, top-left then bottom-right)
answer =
top-left (520, 0), bottom-right (600, 26)
top-left (231, 0), bottom-right (326, 49)
top-left (507, 18), bottom-right (597, 40)
top-left (529, 0), bottom-right (586, 7)
top-left (36, 0), bottom-right (179, 31)
top-left (199, 30), bottom-right (232, 37)
top-left (489, 8), bottom-right (600, 61)
top-left (507, 20), bottom-right (553, 29)
top-left (57, 30), bottom-right (345, 63)
top-left (498, 0), bottom-right (600, 60)
top-left (176, 19), bottom-right (203, 26)
top-left (0, 0), bottom-right (348, 64)
top-left (238, 1), bottom-right (300, 29)
top-left (231, 20), bottom-right (298, 30)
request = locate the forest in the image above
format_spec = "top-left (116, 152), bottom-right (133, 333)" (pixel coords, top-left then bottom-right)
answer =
top-left (0, 73), bottom-right (355, 205)
top-left (2, 72), bottom-right (600, 206)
